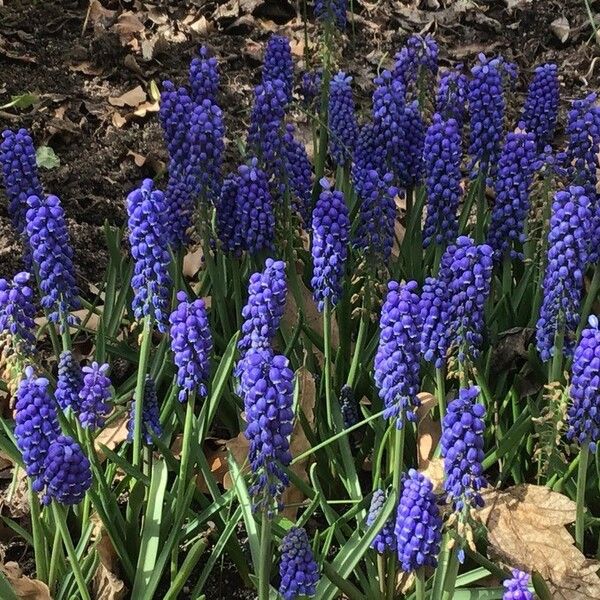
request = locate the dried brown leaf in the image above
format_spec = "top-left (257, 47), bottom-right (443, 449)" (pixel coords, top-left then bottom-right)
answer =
top-left (92, 527), bottom-right (127, 600)
top-left (108, 86), bottom-right (147, 108)
top-left (416, 392), bottom-right (440, 468)
top-left (88, 0), bottom-right (116, 30)
top-left (95, 413), bottom-right (129, 461)
top-left (476, 484), bottom-right (600, 599)
top-left (183, 247), bottom-right (205, 278)
top-left (1, 562), bottom-right (51, 599)
top-left (114, 11), bottom-right (145, 45)
top-left (551, 17), bottom-right (570, 43)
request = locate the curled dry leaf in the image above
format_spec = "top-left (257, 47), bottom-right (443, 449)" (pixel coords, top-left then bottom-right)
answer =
top-left (1, 562), bottom-right (51, 600)
top-left (92, 526), bottom-right (127, 600)
top-left (476, 484), bottom-right (600, 599)
top-left (95, 412), bottom-right (129, 462)
top-left (108, 85), bottom-right (147, 108)
top-left (551, 16), bottom-right (570, 43)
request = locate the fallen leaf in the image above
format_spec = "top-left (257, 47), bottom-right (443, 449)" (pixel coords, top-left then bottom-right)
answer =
top-left (111, 112), bottom-right (127, 128)
top-left (132, 100), bottom-right (159, 117)
top-left (69, 61), bottom-right (104, 75)
top-left (195, 442), bottom-right (230, 493)
top-left (188, 16), bottom-right (211, 36)
top-left (1, 562), bottom-right (51, 599)
top-left (36, 146), bottom-right (60, 170)
top-left (0, 93), bottom-right (39, 110)
top-left (476, 484), bottom-right (600, 599)
top-left (95, 413), bottom-right (129, 461)
top-left (183, 247), bottom-right (205, 277)
top-left (108, 85), bottom-right (147, 108)
top-left (505, 0), bottom-right (532, 10)
top-left (551, 17), bottom-right (570, 43)
top-left (0, 466), bottom-right (29, 518)
top-left (114, 11), bottom-right (145, 46)
top-left (88, 0), bottom-right (116, 30)
top-left (415, 392), bottom-right (440, 470)
top-left (92, 526), bottom-right (127, 600)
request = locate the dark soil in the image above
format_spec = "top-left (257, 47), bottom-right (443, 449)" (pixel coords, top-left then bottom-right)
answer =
top-left (0, 0), bottom-right (599, 597)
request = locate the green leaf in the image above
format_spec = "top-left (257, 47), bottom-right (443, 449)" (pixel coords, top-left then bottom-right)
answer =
top-left (35, 146), bottom-right (60, 170)
top-left (131, 458), bottom-right (169, 597)
top-left (0, 569), bottom-right (19, 600)
top-left (0, 92), bottom-right (39, 110)
top-left (452, 589), bottom-right (506, 599)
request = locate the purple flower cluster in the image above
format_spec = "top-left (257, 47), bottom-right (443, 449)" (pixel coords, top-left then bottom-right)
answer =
top-left (437, 66), bottom-right (468, 124)
top-left (353, 169), bottom-right (397, 260)
top-left (159, 82), bottom-right (194, 164)
top-left (536, 186), bottom-right (591, 361)
top-left (566, 316), bottom-right (600, 451)
top-left (25, 194), bottom-right (80, 327)
top-left (55, 351), bottom-right (83, 412)
top-left (394, 469), bottom-right (442, 572)
top-left (338, 384), bottom-right (359, 429)
top-left (169, 291), bottom-right (213, 402)
top-left (314, 0), bottom-right (347, 29)
top-left (468, 54), bottom-right (506, 179)
top-left (14, 366), bottom-right (61, 491)
top-left (127, 179), bottom-right (172, 332)
top-left (393, 34), bottom-right (439, 92)
top-left (422, 113), bottom-right (463, 248)
top-left (0, 272), bottom-right (35, 355)
top-left (0, 128), bottom-right (43, 237)
top-left (503, 569), bottom-right (533, 600)
top-left (441, 386), bottom-right (487, 511)
top-left (366, 489), bottom-right (396, 553)
top-left (521, 63), bottom-right (559, 152)
top-left (128, 376), bottom-right (162, 444)
top-left (241, 350), bottom-right (294, 511)
top-left (189, 46), bottom-right (219, 105)
top-left (282, 124), bottom-right (313, 224)
top-left (374, 280), bottom-right (422, 429)
top-left (278, 527), bottom-right (319, 600)
top-left (421, 237), bottom-right (493, 365)
top-left (301, 69), bottom-right (322, 109)
top-left (353, 123), bottom-right (388, 185)
top-left (486, 129), bottom-right (538, 261)
top-left (310, 181), bottom-right (350, 311)
top-left (397, 101), bottom-right (426, 189)
top-left (263, 35), bottom-right (294, 103)
top-left (247, 79), bottom-right (287, 169)
top-left (43, 435), bottom-right (92, 505)
top-left (238, 259), bottom-right (287, 359)
top-left (328, 72), bottom-right (358, 166)
top-left (78, 362), bottom-right (111, 430)
top-left (216, 174), bottom-right (241, 254)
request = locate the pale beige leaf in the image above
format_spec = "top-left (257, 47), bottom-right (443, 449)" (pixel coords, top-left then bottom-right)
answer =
top-left (551, 16), bottom-right (570, 43)
top-left (108, 86), bottom-right (147, 108)
top-left (416, 392), bottom-right (443, 492)
top-left (92, 527), bottom-right (127, 600)
top-left (95, 413), bottom-right (129, 462)
top-left (183, 247), bottom-right (205, 278)
top-left (114, 11), bottom-right (145, 45)
top-left (476, 484), bottom-right (600, 599)
top-left (2, 562), bottom-right (51, 599)
top-left (88, 0), bottom-right (116, 30)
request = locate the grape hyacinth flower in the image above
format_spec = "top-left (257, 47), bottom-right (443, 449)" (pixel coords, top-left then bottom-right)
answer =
top-left (374, 281), bottom-right (422, 429)
top-left (238, 259), bottom-right (287, 357)
top-left (169, 291), bottom-right (213, 403)
top-left (127, 179), bottom-right (172, 332)
top-left (339, 384), bottom-right (359, 429)
top-left (241, 350), bottom-right (294, 512)
top-left (263, 35), bottom-right (294, 103)
top-left (128, 376), bottom-right (162, 444)
top-left (278, 527), bottom-right (320, 600)
top-left (55, 351), bottom-right (83, 412)
top-left (486, 128), bottom-right (538, 261)
top-left (536, 186), bottom-right (591, 362)
top-left (0, 128), bottom-right (43, 237)
top-left (566, 315), bottom-right (600, 451)
top-left (366, 489), bottom-right (396, 553)
top-left (43, 435), bottom-right (92, 505)
top-left (314, 0), bottom-right (346, 29)
top-left (353, 169), bottom-right (398, 260)
top-left (78, 362), bottom-right (111, 430)
top-left (300, 69), bottom-right (322, 110)
top-left (441, 386), bottom-right (487, 512)
top-left (25, 194), bottom-right (80, 327)
top-left (282, 124), bottom-right (313, 224)
top-left (236, 160), bottom-right (276, 255)
top-left (397, 101), bottom-right (426, 189)
top-left (14, 366), bottom-right (61, 491)
top-left (521, 63), bottom-right (559, 152)
top-left (437, 66), bottom-right (468, 124)
top-left (189, 46), bottom-right (219, 105)
top-left (503, 569), bottom-right (533, 600)
top-left (393, 34), bottom-right (438, 92)
top-left (394, 469), bottom-right (442, 571)
top-left (468, 54), bottom-right (505, 179)
top-left (422, 113), bottom-right (463, 248)
top-left (353, 122), bottom-right (388, 185)
top-left (328, 72), bottom-right (358, 166)
top-left (0, 272), bottom-right (36, 355)
top-left (419, 276), bottom-right (450, 368)
top-left (216, 173), bottom-right (241, 254)
top-left (159, 82), bottom-right (194, 163)
top-left (310, 180), bottom-right (350, 311)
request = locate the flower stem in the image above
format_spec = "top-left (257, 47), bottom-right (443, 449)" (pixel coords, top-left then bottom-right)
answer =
top-left (416, 568), bottom-right (426, 600)
top-left (132, 315), bottom-right (153, 469)
top-left (575, 442), bottom-right (590, 551)
top-left (28, 483), bottom-right (48, 582)
top-left (52, 502), bottom-right (91, 600)
top-left (258, 513), bottom-right (272, 600)
top-left (436, 366), bottom-right (446, 421)
top-left (323, 297), bottom-right (334, 430)
top-left (441, 544), bottom-right (460, 600)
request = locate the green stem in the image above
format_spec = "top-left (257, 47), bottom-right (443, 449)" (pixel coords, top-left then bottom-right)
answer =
top-left (475, 170), bottom-right (487, 243)
top-left (501, 253), bottom-right (512, 297)
top-left (28, 484), bottom-right (48, 582)
top-left (52, 503), bottom-right (91, 600)
top-left (258, 514), bottom-right (272, 600)
top-left (415, 568), bottom-right (426, 600)
top-left (436, 367), bottom-right (446, 421)
top-left (549, 326), bottom-right (565, 383)
top-left (376, 554), bottom-right (387, 596)
top-left (575, 443), bottom-right (590, 551)
top-left (323, 298), bottom-right (334, 429)
top-left (577, 265), bottom-right (600, 339)
top-left (48, 526), bottom-right (62, 592)
top-left (314, 20), bottom-right (332, 192)
top-left (441, 544), bottom-right (460, 600)
top-left (346, 283), bottom-right (370, 389)
top-left (133, 315), bottom-right (153, 469)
